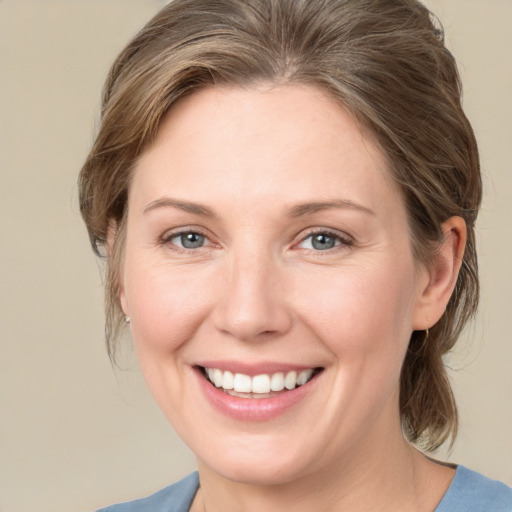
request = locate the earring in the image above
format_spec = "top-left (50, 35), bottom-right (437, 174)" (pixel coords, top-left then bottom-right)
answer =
top-left (125, 315), bottom-right (131, 323)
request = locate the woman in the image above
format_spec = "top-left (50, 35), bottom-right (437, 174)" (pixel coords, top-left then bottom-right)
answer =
top-left (79, 0), bottom-right (512, 510)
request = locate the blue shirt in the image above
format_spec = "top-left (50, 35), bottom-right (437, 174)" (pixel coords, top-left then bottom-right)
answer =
top-left (97, 466), bottom-right (512, 511)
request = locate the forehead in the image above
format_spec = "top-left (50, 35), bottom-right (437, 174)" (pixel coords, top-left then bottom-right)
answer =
top-left (152, 83), bottom-right (378, 159)
top-left (131, 84), bottom-right (401, 218)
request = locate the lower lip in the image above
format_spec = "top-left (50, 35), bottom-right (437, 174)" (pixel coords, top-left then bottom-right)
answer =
top-left (194, 368), bottom-right (320, 422)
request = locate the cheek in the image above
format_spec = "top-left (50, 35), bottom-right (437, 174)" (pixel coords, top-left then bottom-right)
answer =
top-left (124, 261), bottom-right (215, 356)
top-left (293, 260), bottom-right (417, 362)
top-left (121, 261), bottom-right (219, 419)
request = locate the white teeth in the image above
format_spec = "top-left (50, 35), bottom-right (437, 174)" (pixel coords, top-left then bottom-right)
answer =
top-left (284, 371), bottom-right (297, 390)
top-left (204, 367), bottom-right (316, 394)
top-left (213, 368), bottom-right (223, 388)
top-left (270, 372), bottom-right (285, 391)
top-left (233, 373), bottom-right (252, 393)
top-left (297, 369), bottom-right (314, 386)
top-left (222, 370), bottom-right (234, 390)
top-left (252, 374), bottom-right (271, 394)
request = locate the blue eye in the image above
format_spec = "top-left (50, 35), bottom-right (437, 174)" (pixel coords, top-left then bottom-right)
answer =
top-left (299, 232), bottom-right (349, 251)
top-left (311, 233), bottom-right (338, 250)
top-left (171, 231), bottom-right (206, 249)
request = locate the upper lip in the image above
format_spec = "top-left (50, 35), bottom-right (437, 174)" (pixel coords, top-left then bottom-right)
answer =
top-left (195, 360), bottom-right (322, 376)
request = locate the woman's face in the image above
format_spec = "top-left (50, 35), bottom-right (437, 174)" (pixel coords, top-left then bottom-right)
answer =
top-left (120, 84), bottom-right (431, 484)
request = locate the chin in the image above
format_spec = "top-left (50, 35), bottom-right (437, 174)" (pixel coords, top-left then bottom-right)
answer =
top-left (193, 432), bottom-right (322, 486)
top-left (203, 455), bottom-right (307, 486)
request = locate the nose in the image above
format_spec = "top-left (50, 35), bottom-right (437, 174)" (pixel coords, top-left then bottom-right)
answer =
top-left (212, 248), bottom-right (293, 342)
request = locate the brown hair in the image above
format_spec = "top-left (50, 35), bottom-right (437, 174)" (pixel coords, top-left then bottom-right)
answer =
top-left (79, 0), bottom-right (481, 450)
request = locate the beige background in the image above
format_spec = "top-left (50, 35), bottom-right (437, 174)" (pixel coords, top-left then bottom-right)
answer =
top-left (0, 0), bottom-right (510, 511)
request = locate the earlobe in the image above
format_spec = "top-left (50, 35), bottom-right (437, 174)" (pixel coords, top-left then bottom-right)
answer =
top-left (412, 216), bottom-right (467, 330)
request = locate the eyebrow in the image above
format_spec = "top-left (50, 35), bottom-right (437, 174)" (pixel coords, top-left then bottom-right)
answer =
top-left (287, 200), bottom-right (376, 217)
top-left (143, 197), bottom-right (375, 218)
top-left (143, 198), bottom-right (217, 218)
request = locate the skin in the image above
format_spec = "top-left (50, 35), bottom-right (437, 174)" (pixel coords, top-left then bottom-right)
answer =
top-left (118, 84), bottom-right (465, 511)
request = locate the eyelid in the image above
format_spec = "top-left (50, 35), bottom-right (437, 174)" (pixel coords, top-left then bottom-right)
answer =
top-left (160, 226), bottom-right (217, 250)
top-left (158, 225), bottom-right (353, 252)
top-left (294, 228), bottom-right (354, 250)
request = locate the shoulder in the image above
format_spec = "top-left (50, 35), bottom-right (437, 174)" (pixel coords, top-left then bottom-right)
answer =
top-left (436, 465), bottom-right (512, 512)
top-left (96, 472), bottom-right (199, 512)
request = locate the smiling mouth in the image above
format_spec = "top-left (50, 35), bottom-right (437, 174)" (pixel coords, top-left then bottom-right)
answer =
top-left (199, 366), bottom-right (323, 399)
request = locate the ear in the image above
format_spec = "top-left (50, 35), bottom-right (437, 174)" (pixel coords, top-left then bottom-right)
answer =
top-left (412, 216), bottom-right (467, 330)
top-left (107, 220), bottom-right (129, 317)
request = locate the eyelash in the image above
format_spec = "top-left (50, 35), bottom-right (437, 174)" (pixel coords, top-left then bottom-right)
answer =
top-left (159, 227), bottom-right (214, 253)
top-left (296, 229), bottom-right (353, 253)
top-left (159, 227), bottom-right (353, 253)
